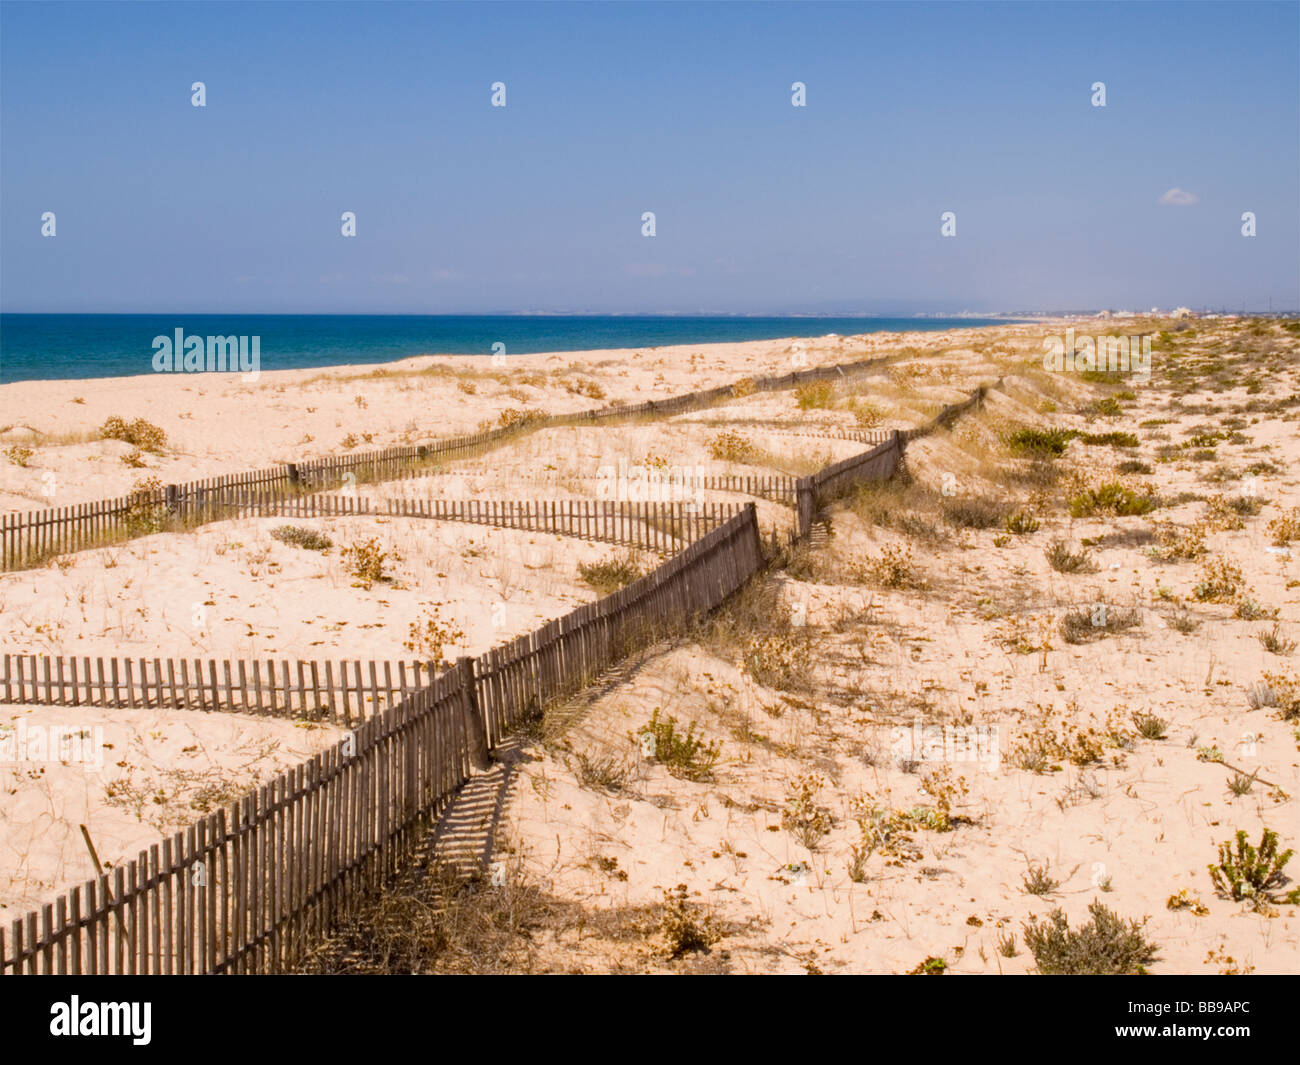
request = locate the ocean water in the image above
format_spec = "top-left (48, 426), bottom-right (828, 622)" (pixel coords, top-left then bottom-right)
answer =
top-left (0, 314), bottom-right (1017, 384)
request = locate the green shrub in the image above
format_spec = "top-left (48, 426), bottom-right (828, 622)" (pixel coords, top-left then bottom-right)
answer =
top-left (1023, 901), bottom-right (1158, 975)
top-left (271, 525), bottom-right (332, 551)
top-left (1007, 427), bottom-right (1077, 456)
top-left (632, 709), bottom-right (721, 781)
top-left (1004, 509), bottom-right (1040, 535)
top-left (1080, 431), bottom-right (1140, 448)
top-left (577, 553), bottom-right (643, 596)
top-left (1208, 828), bottom-right (1300, 910)
top-left (1022, 864), bottom-right (1060, 896)
top-left (1045, 539), bottom-right (1094, 574)
top-left (1067, 480), bottom-right (1158, 517)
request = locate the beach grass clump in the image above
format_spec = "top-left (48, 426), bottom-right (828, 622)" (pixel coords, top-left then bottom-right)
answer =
top-left (271, 525), bottom-right (332, 551)
top-left (1023, 902), bottom-right (1158, 975)
top-left (730, 377), bottom-right (756, 398)
top-left (942, 496), bottom-right (1011, 530)
top-left (1044, 539), bottom-right (1094, 574)
top-left (1260, 673), bottom-right (1300, 720)
top-left (1208, 828), bottom-right (1300, 910)
top-left (1021, 863), bottom-right (1060, 896)
top-left (4, 444), bottom-right (33, 467)
top-left (578, 552), bottom-right (643, 596)
top-left (1131, 711), bottom-right (1168, 740)
top-left (1258, 622), bottom-right (1296, 656)
top-left (742, 632), bottom-right (812, 691)
top-left (1004, 509), bottom-right (1040, 535)
top-left (100, 415), bottom-right (167, 453)
top-left (1117, 459), bottom-right (1152, 475)
top-left (1060, 603), bottom-right (1140, 643)
top-left (632, 709), bottom-right (721, 782)
top-left (795, 381), bottom-right (834, 409)
top-left (1006, 426), bottom-right (1077, 456)
top-left (492, 407), bottom-right (548, 431)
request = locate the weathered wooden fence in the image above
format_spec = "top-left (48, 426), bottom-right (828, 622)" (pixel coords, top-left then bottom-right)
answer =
top-left (0, 654), bottom-right (439, 724)
top-left (0, 382), bottom-right (995, 975)
top-left (0, 667), bottom-right (476, 975)
top-left (2, 353), bottom-right (896, 570)
top-left (792, 384), bottom-right (991, 538)
top-left (0, 504), bottom-right (763, 974)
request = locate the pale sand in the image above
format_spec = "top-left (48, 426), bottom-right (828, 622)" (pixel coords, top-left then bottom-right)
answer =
top-left (3, 318), bottom-right (1299, 973)
top-left (0, 325), bottom-right (1044, 511)
top-left (0, 703), bottom-right (339, 916)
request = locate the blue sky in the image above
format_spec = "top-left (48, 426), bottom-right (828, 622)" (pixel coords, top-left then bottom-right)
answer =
top-left (1, 0), bottom-right (1296, 314)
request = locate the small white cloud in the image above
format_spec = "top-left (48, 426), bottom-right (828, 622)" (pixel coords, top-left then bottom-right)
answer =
top-left (1159, 187), bottom-right (1199, 206)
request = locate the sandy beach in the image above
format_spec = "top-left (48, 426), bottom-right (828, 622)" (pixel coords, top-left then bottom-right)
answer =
top-left (3, 317), bottom-right (1299, 974)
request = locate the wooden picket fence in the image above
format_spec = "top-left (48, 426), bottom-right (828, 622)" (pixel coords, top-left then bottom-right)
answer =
top-left (0, 503), bottom-right (762, 974)
top-left (0, 382), bottom-right (995, 975)
top-left (1, 353), bottom-right (897, 571)
top-left (792, 385), bottom-right (991, 537)
top-left (0, 654), bottom-right (440, 725)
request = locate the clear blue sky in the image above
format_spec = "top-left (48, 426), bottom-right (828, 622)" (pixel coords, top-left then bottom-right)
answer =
top-left (2, 0), bottom-right (1296, 314)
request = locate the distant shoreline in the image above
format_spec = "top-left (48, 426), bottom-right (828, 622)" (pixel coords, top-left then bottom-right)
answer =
top-left (0, 314), bottom-right (1029, 385)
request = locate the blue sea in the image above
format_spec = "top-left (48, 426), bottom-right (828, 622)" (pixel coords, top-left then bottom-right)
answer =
top-left (0, 314), bottom-right (1018, 384)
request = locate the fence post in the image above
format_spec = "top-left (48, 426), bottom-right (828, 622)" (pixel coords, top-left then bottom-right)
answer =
top-left (795, 478), bottom-right (815, 541)
top-left (164, 484), bottom-right (180, 516)
top-left (457, 657), bottom-right (490, 771)
top-left (286, 463), bottom-right (300, 488)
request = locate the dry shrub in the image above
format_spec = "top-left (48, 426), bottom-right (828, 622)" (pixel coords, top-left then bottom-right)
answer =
top-left (100, 415), bottom-right (167, 452)
top-left (341, 538), bottom-right (389, 588)
top-left (795, 381), bottom-right (834, 409)
top-left (708, 430), bottom-right (757, 463)
top-left (1268, 507), bottom-right (1300, 545)
top-left (1023, 902), bottom-right (1158, 975)
top-left (1193, 557), bottom-right (1245, 603)
top-left (864, 544), bottom-right (917, 588)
